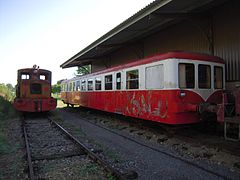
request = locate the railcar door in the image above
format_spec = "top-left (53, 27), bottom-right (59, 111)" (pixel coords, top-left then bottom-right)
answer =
top-left (115, 71), bottom-right (123, 114)
top-left (66, 83), bottom-right (69, 104)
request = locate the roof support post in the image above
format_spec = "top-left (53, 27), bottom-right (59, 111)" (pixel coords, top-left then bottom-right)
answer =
top-left (208, 16), bottom-right (214, 55)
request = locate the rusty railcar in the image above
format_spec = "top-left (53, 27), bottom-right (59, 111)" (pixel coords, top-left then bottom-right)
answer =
top-left (61, 52), bottom-right (228, 124)
top-left (60, 51), bottom-right (239, 125)
top-left (14, 65), bottom-right (57, 112)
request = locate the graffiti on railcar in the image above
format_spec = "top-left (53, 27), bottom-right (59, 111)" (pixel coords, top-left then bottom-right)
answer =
top-left (126, 91), bottom-right (168, 118)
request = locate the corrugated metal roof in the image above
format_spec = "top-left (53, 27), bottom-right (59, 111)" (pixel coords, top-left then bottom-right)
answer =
top-left (60, 0), bottom-right (227, 68)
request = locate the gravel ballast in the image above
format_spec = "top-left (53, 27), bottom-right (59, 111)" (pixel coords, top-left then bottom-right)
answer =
top-left (58, 109), bottom-right (240, 180)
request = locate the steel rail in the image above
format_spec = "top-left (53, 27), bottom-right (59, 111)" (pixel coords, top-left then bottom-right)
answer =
top-left (48, 117), bottom-right (126, 180)
top-left (22, 120), bottom-right (35, 180)
top-left (71, 113), bottom-right (230, 180)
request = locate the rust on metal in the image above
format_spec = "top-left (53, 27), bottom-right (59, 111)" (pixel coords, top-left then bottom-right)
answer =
top-left (22, 120), bottom-right (35, 180)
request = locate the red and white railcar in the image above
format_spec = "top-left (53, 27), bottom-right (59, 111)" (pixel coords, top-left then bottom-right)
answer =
top-left (61, 52), bottom-right (225, 124)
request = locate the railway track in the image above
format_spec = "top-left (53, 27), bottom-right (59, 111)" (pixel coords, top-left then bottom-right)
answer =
top-left (73, 116), bottom-right (230, 179)
top-left (61, 108), bottom-right (240, 179)
top-left (22, 114), bottom-right (125, 180)
top-left (66, 107), bottom-right (240, 157)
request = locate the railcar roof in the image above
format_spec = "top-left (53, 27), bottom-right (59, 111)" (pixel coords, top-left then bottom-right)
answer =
top-left (74, 51), bottom-right (224, 79)
top-left (18, 68), bottom-right (51, 73)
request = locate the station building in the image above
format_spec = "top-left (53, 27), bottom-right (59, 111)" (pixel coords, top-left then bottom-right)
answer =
top-left (60, 0), bottom-right (240, 90)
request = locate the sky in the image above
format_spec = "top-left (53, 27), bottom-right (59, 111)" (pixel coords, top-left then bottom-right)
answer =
top-left (0, 0), bottom-right (153, 85)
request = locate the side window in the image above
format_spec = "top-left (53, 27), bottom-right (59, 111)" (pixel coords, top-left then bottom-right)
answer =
top-left (105, 75), bottom-right (113, 90)
top-left (88, 79), bottom-right (93, 91)
top-left (214, 66), bottom-right (223, 89)
top-left (146, 65), bottom-right (164, 89)
top-left (116, 72), bottom-right (121, 90)
top-left (73, 82), bottom-right (76, 91)
top-left (95, 77), bottom-right (102, 90)
top-left (126, 70), bottom-right (139, 89)
top-left (21, 73), bottom-right (30, 80)
top-left (179, 63), bottom-right (195, 89)
top-left (69, 82), bottom-right (73, 91)
top-left (81, 80), bottom-right (86, 91)
top-left (198, 64), bottom-right (211, 89)
top-left (76, 81), bottom-right (80, 91)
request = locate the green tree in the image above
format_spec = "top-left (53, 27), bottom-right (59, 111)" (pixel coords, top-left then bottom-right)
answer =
top-left (52, 79), bottom-right (64, 94)
top-left (0, 83), bottom-right (15, 102)
top-left (52, 84), bottom-right (61, 94)
top-left (6, 84), bottom-right (14, 92)
top-left (0, 83), bottom-right (17, 120)
top-left (76, 64), bottom-right (91, 76)
top-left (57, 79), bottom-right (64, 85)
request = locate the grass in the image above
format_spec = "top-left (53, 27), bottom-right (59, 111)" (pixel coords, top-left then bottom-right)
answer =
top-left (79, 160), bottom-right (117, 180)
top-left (0, 100), bottom-right (24, 178)
top-left (0, 96), bottom-right (19, 155)
top-left (0, 96), bottom-right (18, 121)
top-left (107, 174), bottom-right (117, 180)
top-left (39, 163), bottom-right (55, 174)
top-left (0, 132), bottom-right (11, 155)
top-left (79, 164), bottom-right (99, 176)
top-left (93, 142), bottom-right (122, 163)
top-left (105, 148), bottom-right (122, 163)
top-left (61, 122), bottom-right (86, 137)
top-left (72, 126), bottom-right (86, 137)
top-left (37, 159), bottom-right (106, 179)
top-left (50, 111), bottom-right (63, 122)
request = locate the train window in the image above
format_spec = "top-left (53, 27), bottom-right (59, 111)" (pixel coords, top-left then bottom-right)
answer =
top-left (21, 73), bottom-right (30, 80)
top-left (105, 75), bottom-right (112, 90)
top-left (88, 79), bottom-right (93, 91)
top-left (214, 66), bottom-right (223, 89)
top-left (198, 65), bottom-right (211, 89)
top-left (146, 65), bottom-right (164, 89)
top-left (69, 83), bottom-right (73, 91)
top-left (30, 83), bottom-right (42, 94)
top-left (73, 82), bottom-right (76, 91)
top-left (116, 72), bottom-right (121, 90)
top-left (179, 63), bottom-right (195, 89)
top-left (126, 70), bottom-right (139, 89)
top-left (95, 77), bottom-right (102, 90)
top-left (76, 81), bottom-right (80, 91)
top-left (39, 75), bottom-right (46, 80)
top-left (81, 80), bottom-right (86, 91)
